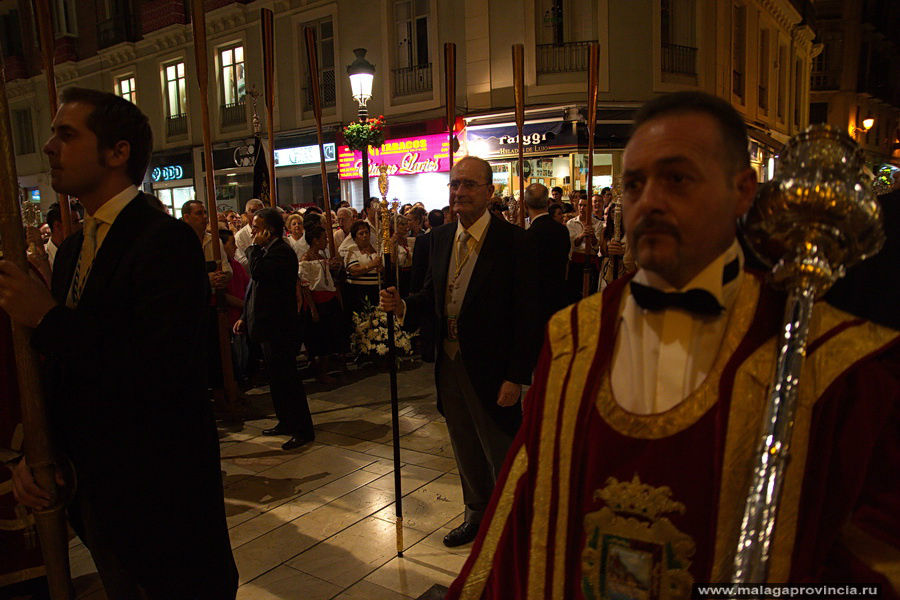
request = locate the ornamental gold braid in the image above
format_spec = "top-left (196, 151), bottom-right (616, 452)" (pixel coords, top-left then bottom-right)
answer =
top-left (593, 475), bottom-right (686, 522)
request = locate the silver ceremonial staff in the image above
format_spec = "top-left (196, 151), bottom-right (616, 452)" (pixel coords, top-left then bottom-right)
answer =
top-left (731, 125), bottom-right (885, 582)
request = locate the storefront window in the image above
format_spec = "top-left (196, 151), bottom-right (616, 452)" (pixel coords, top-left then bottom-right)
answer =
top-left (156, 186), bottom-right (195, 219)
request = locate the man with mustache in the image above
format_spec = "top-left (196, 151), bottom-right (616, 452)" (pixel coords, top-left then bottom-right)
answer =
top-left (447, 91), bottom-right (900, 598)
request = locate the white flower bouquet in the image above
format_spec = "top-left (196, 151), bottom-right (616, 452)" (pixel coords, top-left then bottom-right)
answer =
top-left (351, 299), bottom-right (417, 357)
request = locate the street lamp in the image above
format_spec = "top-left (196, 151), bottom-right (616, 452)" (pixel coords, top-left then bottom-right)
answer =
top-left (347, 48), bottom-right (376, 204)
top-left (850, 117), bottom-right (875, 137)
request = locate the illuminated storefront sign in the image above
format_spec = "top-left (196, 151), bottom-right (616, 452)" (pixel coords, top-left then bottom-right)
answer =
top-left (274, 143), bottom-right (336, 167)
top-left (338, 133), bottom-right (454, 179)
top-left (151, 164), bottom-right (186, 182)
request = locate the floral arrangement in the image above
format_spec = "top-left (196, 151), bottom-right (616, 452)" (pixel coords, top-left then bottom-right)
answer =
top-left (351, 298), bottom-right (415, 357)
top-left (343, 115), bottom-right (386, 152)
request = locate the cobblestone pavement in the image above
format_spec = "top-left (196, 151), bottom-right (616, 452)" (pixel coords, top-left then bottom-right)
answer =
top-left (70, 360), bottom-right (467, 599)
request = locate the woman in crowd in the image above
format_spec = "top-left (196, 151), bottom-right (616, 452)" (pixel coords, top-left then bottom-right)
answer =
top-left (344, 220), bottom-right (383, 314)
top-left (549, 203), bottom-right (566, 225)
top-left (299, 225), bottom-right (345, 383)
top-left (219, 229), bottom-right (251, 384)
top-left (285, 213), bottom-right (308, 258)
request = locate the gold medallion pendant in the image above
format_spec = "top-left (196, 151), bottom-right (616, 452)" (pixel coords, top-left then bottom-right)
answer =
top-left (582, 475), bottom-right (696, 600)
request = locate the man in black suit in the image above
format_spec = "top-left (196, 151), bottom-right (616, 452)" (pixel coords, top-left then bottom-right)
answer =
top-left (381, 156), bottom-right (541, 547)
top-left (825, 187), bottom-right (900, 330)
top-left (1, 88), bottom-right (237, 599)
top-left (234, 207), bottom-right (315, 451)
top-left (524, 183), bottom-right (571, 326)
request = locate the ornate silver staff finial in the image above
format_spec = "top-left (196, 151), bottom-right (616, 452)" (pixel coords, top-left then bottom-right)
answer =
top-left (245, 84), bottom-right (262, 135)
top-left (731, 124), bottom-right (884, 584)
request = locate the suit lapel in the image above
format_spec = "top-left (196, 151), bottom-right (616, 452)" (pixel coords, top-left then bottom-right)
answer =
top-left (460, 214), bottom-right (502, 317)
top-left (78, 194), bottom-right (146, 307)
top-left (52, 233), bottom-right (83, 303)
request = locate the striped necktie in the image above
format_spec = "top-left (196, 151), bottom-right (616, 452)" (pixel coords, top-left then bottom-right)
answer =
top-left (71, 216), bottom-right (99, 306)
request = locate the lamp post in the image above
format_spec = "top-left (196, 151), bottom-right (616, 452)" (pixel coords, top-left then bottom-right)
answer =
top-left (347, 48), bottom-right (376, 205)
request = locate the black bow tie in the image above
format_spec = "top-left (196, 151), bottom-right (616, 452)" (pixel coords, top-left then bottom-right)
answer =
top-left (629, 258), bottom-right (740, 316)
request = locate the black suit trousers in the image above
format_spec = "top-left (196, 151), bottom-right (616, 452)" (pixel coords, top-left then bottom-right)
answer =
top-left (261, 337), bottom-right (314, 437)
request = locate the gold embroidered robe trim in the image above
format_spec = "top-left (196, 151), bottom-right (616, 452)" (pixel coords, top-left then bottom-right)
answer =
top-left (527, 303), bottom-right (580, 600)
top-left (460, 445), bottom-right (529, 600)
top-left (597, 275), bottom-right (761, 439)
top-left (712, 303), bottom-right (900, 582)
top-left (553, 300), bottom-right (605, 599)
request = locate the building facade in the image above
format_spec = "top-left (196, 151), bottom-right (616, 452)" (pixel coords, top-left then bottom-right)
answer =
top-left (809, 0), bottom-right (900, 171)
top-left (2, 0), bottom-right (816, 215)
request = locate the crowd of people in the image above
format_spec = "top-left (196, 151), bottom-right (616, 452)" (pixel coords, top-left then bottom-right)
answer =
top-left (1, 86), bottom-right (897, 599)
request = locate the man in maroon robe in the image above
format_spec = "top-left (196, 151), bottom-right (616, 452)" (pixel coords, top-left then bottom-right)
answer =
top-left (447, 92), bottom-right (900, 599)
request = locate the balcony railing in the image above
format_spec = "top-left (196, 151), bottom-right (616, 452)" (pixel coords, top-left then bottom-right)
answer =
top-left (536, 40), bottom-right (596, 74)
top-left (661, 43), bottom-right (697, 76)
top-left (304, 70), bottom-right (336, 109)
top-left (166, 114), bottom-right (187, 137)
top-left (391, 63), bottom-right (433, 97)
top-left (220, 102), bottom-right (245, 127)
top-left (811, 72), bottom-right (838, 90)
top-left (758, 85), bottom-right (768, 110)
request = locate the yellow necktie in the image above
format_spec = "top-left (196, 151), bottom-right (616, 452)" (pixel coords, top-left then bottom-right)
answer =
top-left (71, 216), bottom-right (99, 305)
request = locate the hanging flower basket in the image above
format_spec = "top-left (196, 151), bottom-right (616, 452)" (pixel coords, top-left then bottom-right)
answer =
top-left (343, 116), bottom-right (386, 152)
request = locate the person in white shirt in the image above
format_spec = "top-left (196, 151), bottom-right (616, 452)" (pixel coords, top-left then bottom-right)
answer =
top-left (284, 213), bottom-right (309, 259)
top-left (332, 207), bottom-right (354, 249)
top-left (234, 198), bottom-right (265, 268)
top-left (299, 224), bottom-right (345, 383)
top-left (337, 198), bottom-right (380, 260)
top-left (181, 200), bottom-right (233, 284)
top-left (44, 200), bottom-right (84, 268)
top-left (565, 195), bottom-right (602, 300)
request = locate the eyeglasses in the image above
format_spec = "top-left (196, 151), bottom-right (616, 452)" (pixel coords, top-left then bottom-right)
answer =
top-left (447, 179), bottom-right (490, 191)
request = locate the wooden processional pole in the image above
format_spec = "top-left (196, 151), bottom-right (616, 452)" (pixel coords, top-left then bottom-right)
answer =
top-left (191, 0), bottom-right (241, 418)
top-left (512, 44), bottom-right (526, 228)
top-left (261, 9), bottom-right (277, 208)
top-left (582, 42), bottom-right (600, 299)
top-left (304, 26), bottom-right (337, 258)
top-left (33, 0), bottom-right (71, 237)
top-left (0, 58), bottom-right (72, 600)
top-left (444, 43), bottom-right (456, 172)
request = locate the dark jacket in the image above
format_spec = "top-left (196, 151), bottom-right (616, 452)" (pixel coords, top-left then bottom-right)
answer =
top-left (410, 229), bottom-right (435, 361)
top-left (402, 213), bottom-right (542, 436)
top-left (242, 237), bottom-right (300, 344)
top-left (525, 213), bottom-right (572, 326)
top-left (826, 189), bottom-right (900, 330)
top-left (32, 193), bottom-right (238, 596)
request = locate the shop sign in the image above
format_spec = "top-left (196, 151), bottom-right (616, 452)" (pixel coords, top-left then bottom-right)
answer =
top-left (274, 143), bottom-right (336, 167)
top-left (465, 121), bottom-right (576, 158)
top-left (338, 133), bottom-right (454, 179)
top-left (151, 164), bottom-right (186, 182)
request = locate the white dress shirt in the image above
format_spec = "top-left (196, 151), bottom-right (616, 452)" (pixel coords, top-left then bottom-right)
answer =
top-left (46, 238), bottom-right (58, 268)
top-left (610, 240), bottom-right (743, 414)
top-left (202, 232), bottom-right (232, 275)
top-left (234, 224), bottom-right (253, 268)
top-left (566, 217), bottom-right (602, 257)
top-left (285, 235), bottom-right (309, 259)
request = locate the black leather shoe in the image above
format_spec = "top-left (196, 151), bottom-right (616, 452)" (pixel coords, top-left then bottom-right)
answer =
top-left (443, 521), bottom-right (480, 547)
top-left (282, 435), bottom-right (314, 451)
top-left (262, 425), bottom-right (291, 436)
